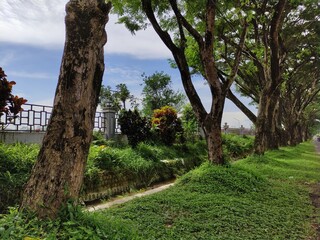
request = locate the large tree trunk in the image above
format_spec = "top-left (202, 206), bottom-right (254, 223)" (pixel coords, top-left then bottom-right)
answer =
top-left (254, 88), bottom-right (280, 154)
top-left (20, 0), bottom-right (111, 219)
top-left (254, 0), bottom-right (287, 155)
top-left (203, 113), bottom-right (224, 164)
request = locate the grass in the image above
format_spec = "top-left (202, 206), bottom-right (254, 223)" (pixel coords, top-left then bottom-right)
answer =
top-left (0, 206), bottom-right (138, 240)
top-left (98, 141), bottom-right (320, 239)
top-left (3, 137), bottom-right (317, 239)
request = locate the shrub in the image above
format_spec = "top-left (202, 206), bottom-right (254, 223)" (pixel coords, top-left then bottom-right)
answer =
top-left (91, 130), bottom-right (108, 146)
top-left (151, 106), bottom-right (183, 146)
top-left (222, 134), bottom-right (254, 159)
top-left (118, 109), bottom-right (151, 148)
top-left (93, 147), bottom-right (124, 171)
top-left (0, 143), bottom-right (39, 213)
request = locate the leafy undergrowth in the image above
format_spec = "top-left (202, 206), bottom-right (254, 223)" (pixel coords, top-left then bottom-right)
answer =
top-left (100, 141), bottom-right (320, 240)
top-left (0, 142), bottom-right (318, 239)
top-left (222, 134), bottom-right (254, 160)
top-left (0, 205), bottom-right (138, 240)
top-left (0, 143), bottom-right (39, 213)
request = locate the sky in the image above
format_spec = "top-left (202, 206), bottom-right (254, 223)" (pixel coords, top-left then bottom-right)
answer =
top-left (0, 0), bottom-right (256, 128)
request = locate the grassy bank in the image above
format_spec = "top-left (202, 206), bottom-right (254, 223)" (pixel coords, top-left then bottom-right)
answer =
top-left (100, 141), bottom-right (320, 239)
top-left (0, 134), bottom-right (253, 212)
top-left (2, 140), bottom-right (318, 239)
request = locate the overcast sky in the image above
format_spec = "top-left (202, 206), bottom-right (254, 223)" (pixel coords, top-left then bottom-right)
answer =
top-left (0, 0), bottom-right (256, 128)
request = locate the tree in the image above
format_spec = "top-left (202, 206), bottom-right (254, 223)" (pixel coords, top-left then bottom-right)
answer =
top-left (141, 71), bottom-right (185, 116)
top-left (116, 83), bottom-right (130, 110)
top-left (0, 67), bottom-right (27, 125)
top-left (99, 83), bottom-right (135, 111)
top-left (221, 0), bottom-right (320, 153)
top-left (113, 0), bottom-right (247, 164)
top-left (20, 0), bottom-right (112, 219)
top-left (99, 85), bottom-right (120, 110)
top-left (281, 58), bottom-right (320, 145)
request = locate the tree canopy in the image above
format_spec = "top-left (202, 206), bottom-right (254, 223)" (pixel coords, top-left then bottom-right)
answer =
top-left (100, 83), bottom-right (135, 111)
top-left (141, 71), bottom-right (185, 116)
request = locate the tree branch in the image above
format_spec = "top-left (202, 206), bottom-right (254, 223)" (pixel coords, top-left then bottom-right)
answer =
top-left (226, 89), bottom-right (257, 124)
top-left (168, 0), bottom-right (204, 48)
top-left (223, 21), bottom-right (248, 92)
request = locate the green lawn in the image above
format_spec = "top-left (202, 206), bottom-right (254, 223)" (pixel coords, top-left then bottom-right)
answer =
top-left (1, 141), bottom-right (319, 239)
top-left (100, 141), bottom-right (320, 239)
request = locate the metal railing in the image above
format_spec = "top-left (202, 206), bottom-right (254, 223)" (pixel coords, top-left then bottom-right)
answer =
top-left (0, 103), bottom-right (108, 133)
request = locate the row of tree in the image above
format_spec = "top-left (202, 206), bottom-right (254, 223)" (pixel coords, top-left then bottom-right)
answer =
top-left (4, 0), bottom-right (319, 219)
top-left (112, 0), bottom-right (320, 163)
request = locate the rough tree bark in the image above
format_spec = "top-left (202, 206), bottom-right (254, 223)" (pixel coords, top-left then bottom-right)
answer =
top-left (20, 0), bottom-right (111, 219)
top-left (254, 0), bottom-right (287, 155)
top-left (254, 87), bottom-right (281, 154)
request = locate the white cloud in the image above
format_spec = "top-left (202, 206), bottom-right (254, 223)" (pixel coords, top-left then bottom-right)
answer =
top-left (106, 66), bottom-right (142, 84)
top-left (0, 0), bottom-right (171, 59)
top-left (0, 0), bottom-right (66, 48)
top-left (106, 15), bottom-right (171, 59)
top-left (9, 71), bottom-right (55, 80)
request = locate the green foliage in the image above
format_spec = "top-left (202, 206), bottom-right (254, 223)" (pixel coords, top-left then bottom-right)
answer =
top-left (178, 162), bottom-right (268, 195)
top-left (102, 142), bottom-right (319, 239)
top-left (0, 206), bottom-right (137, 239)
top-left (84, 141), bottom-right (208, 188)
top-left (0, 138), bottom-right (260, 240)
top-left (91, 130), bottom-right (108, 146)
top-left (92, 146), bottom-right (126, 171)
top-left (0, 143), bottom-right (39, 213)
top-left (98, 85), bottom-right (118, 110)
top-left (118, 109), bottom-right (151, 148)
top-left (99, 83), bottom-right (135, 111)
top-left (0, 136), bottom-right (251, 214)
top-left (141, 72), bottom-right (185, 116)
top-left (116, 83), bottom-right (136, 110)
top-left (222, 134), bottom-right (254, 160)
top-left (181, 103), bottom-right (198, 142)
top-left (239, 142), bottom-right (320, 181)
top-left (151, 106), bottom-right (183, 146)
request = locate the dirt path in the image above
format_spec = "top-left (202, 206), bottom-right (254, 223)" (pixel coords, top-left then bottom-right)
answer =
top-left (86, 181), bottom-right (175, 212)
top-left (309, 139), bottom-right (320, 240)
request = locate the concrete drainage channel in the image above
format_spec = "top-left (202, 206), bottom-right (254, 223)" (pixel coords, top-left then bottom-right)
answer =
top-left (86, 181), bottom-right (175, 212)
